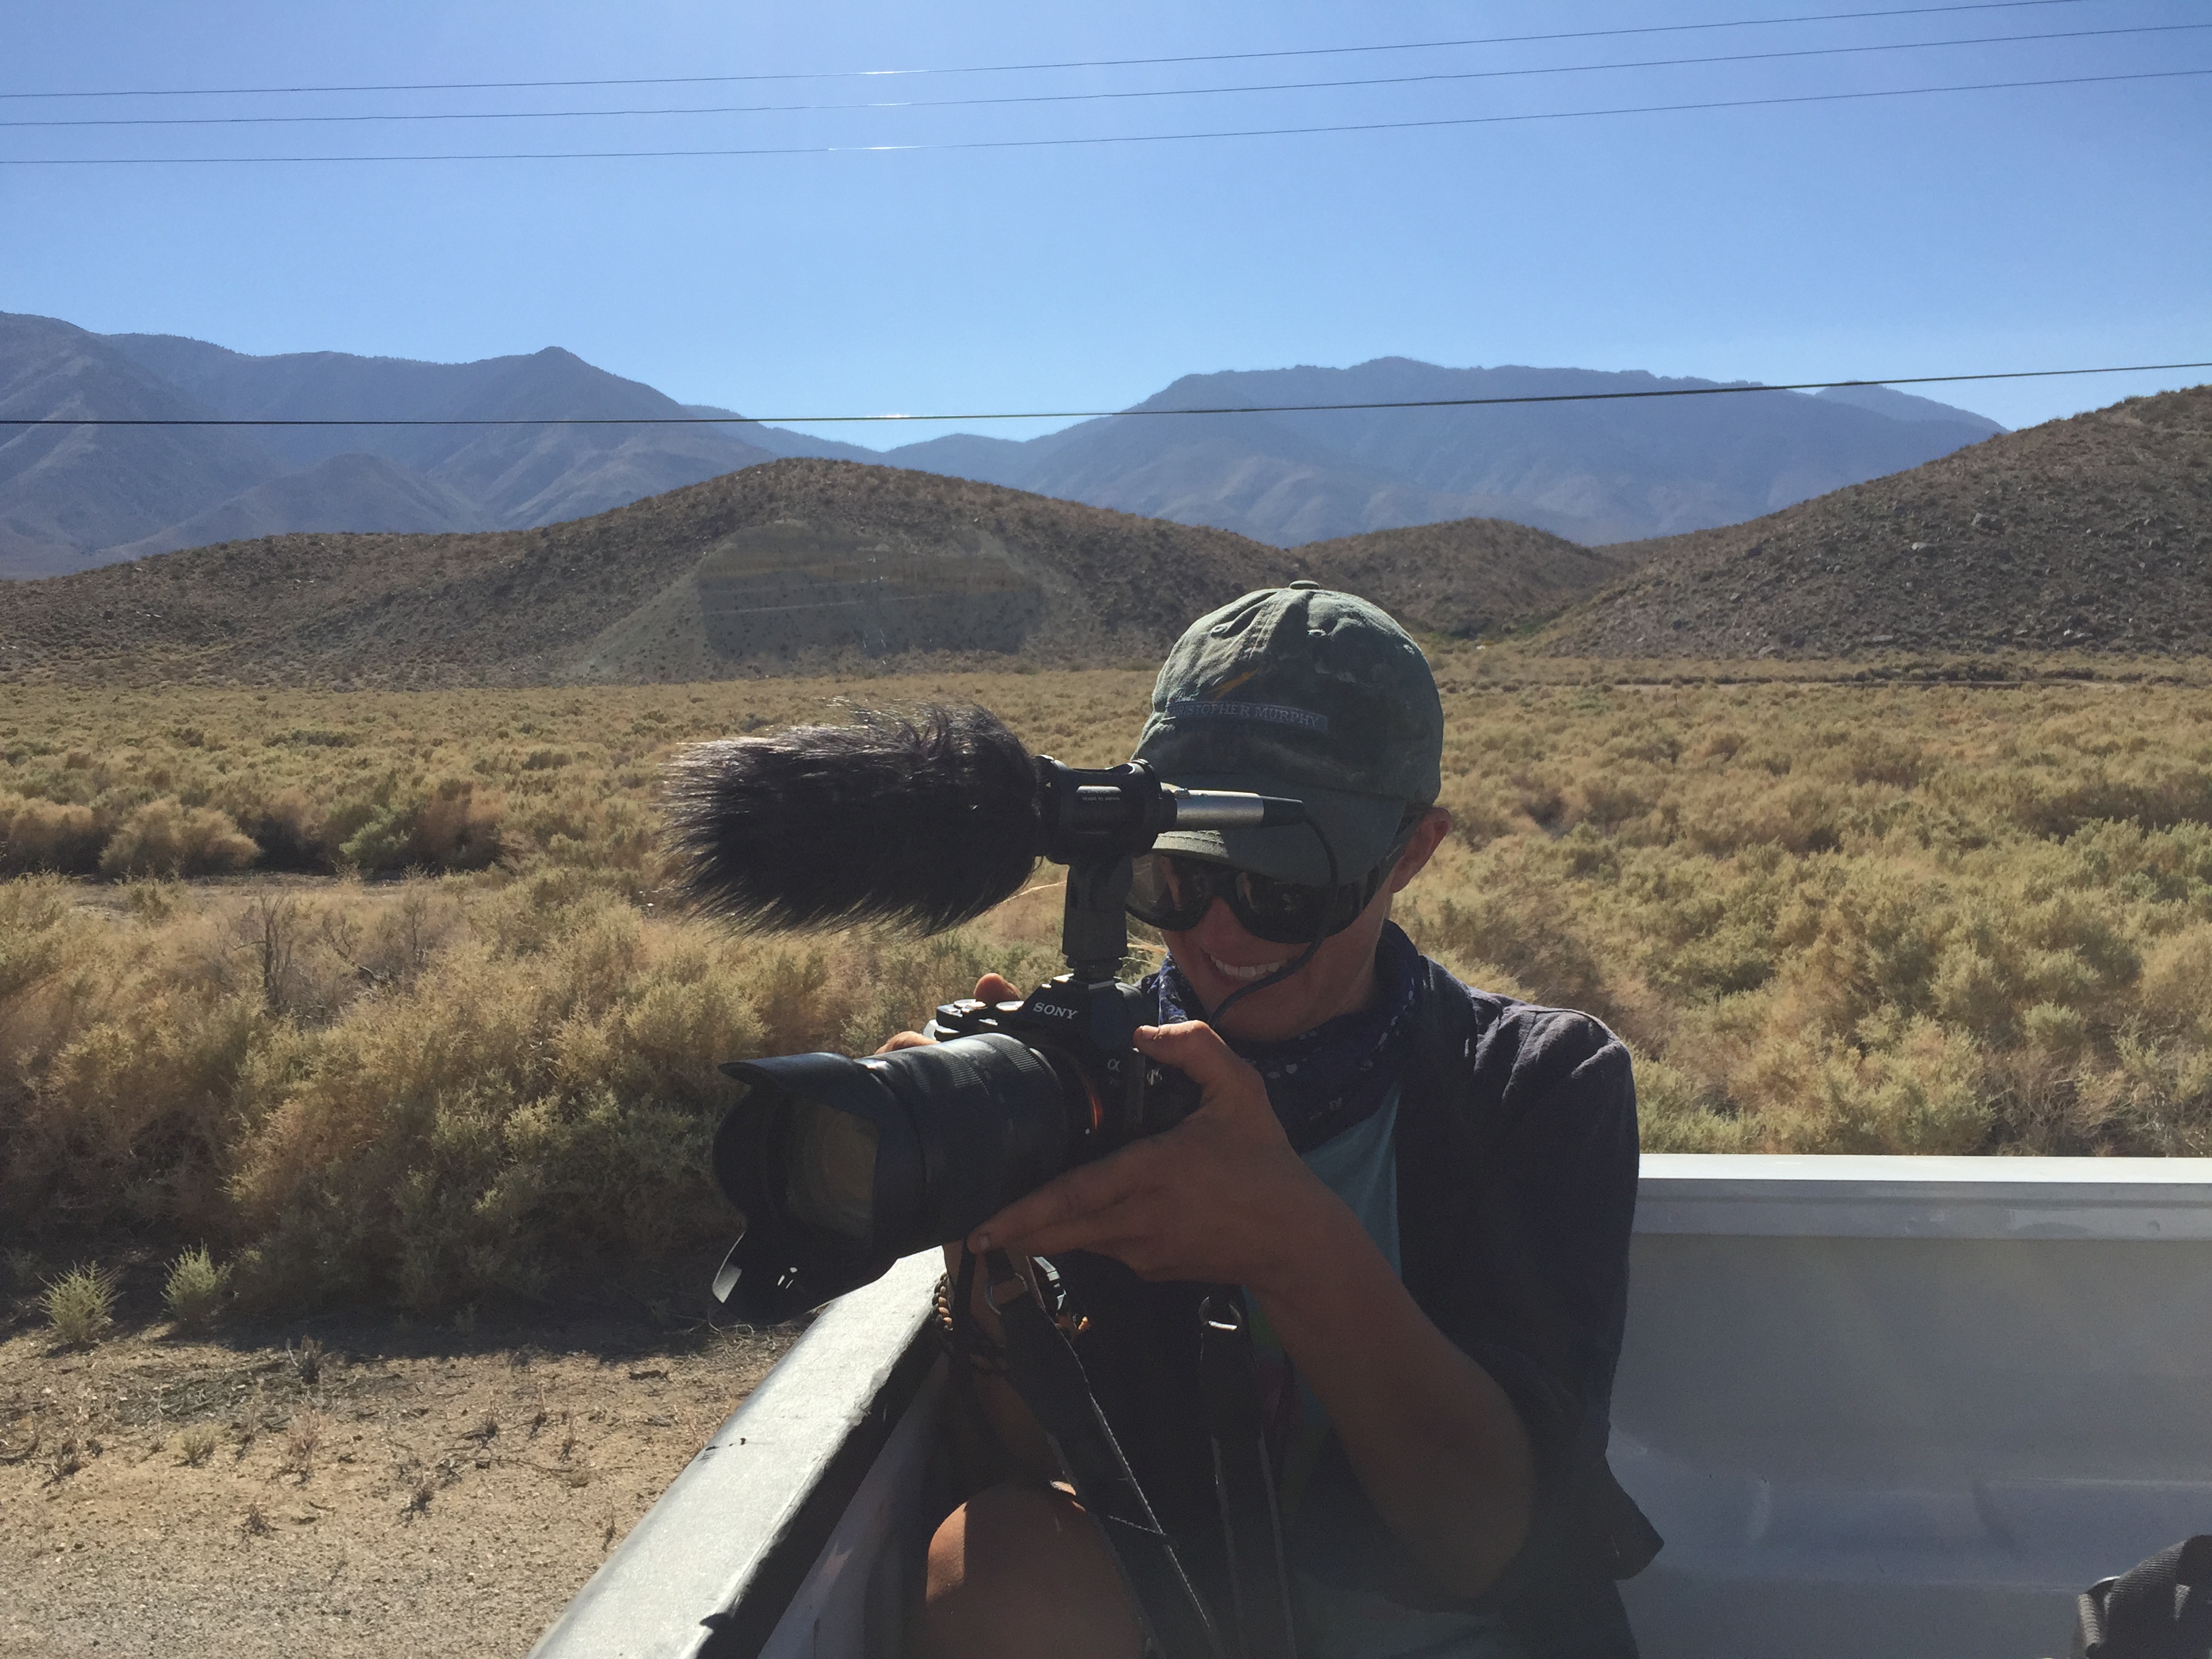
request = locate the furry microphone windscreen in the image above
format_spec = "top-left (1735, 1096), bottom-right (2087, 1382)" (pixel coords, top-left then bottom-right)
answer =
top-left (664, 703), bottom-right (1046, 935)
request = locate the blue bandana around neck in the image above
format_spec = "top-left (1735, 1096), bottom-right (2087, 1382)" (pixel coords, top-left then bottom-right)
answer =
top-left (1148, 921), bottom-right (1423, 1154)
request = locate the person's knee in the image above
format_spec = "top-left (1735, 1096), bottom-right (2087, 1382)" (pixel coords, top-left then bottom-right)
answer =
top-left (917, 1482), bottom-right (1142, 1659)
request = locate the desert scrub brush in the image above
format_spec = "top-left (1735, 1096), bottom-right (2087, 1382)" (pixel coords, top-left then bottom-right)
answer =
top-left (43, 1263), bottom-right (118, 1347)
top-left (163, 1247), bottom-right (230, 1329)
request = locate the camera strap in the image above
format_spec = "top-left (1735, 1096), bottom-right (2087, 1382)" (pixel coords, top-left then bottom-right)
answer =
top-left (964, 1246), bottom-right (1225, 1659)
top-left (1198, 1290), bottom-right (1300, 1659)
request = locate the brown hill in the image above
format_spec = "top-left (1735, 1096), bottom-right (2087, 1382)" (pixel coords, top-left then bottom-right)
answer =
top-left (1544, 386), bottom-right (2212, 658)
top-left (0, 459), bottom-right (1685, 688)
top-left (1290, 516), bottom-right (1642, 638)
top-left (0, 459), bottom-right (1300, 687)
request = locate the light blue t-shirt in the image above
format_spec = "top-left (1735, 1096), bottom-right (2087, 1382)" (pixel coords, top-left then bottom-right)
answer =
top-left (1249, 1084), bottom-right (1405, 1517)
top-left (1248, 1087), bottom-right (1528, 1659)
top-left (1302, 1085), bottom-right (1404, 1274)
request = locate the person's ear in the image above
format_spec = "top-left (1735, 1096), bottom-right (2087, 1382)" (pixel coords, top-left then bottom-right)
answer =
top-left (1383, 806), bottom-right (1452, 895)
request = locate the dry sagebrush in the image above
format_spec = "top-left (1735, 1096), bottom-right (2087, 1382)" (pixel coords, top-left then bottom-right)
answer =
top-left (0, 863), bottom-right (1061, 1309)
top-left (3, 670), bottom-right (2211, 1318)
top-left (1397, 679), bottom-right (2212, 1155)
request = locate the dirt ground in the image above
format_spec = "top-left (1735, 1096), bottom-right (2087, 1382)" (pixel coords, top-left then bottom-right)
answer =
top-left (0, 1307), bottom-right (797, 1659)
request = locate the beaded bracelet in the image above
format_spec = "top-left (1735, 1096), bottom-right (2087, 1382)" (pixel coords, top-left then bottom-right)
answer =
top-left (930, 1268), bottom-right (1090, 1375)
top-left (931, 1271), bottom-right (1011, 1376)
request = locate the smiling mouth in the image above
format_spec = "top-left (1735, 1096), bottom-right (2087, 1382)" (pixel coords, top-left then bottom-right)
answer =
top-left (1208, 952), bottom-right (1290, 983)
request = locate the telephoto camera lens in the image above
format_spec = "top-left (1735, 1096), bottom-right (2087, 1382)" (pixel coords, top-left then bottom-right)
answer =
top-left (710, 977), bottom-right (1204, 1322)
top-left (714, 1030), bottom-right (1097, 1319)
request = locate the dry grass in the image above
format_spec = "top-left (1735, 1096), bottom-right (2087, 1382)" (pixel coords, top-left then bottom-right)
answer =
top-left (278, 1408), bottom-right (327, 1477)
top-left (3, 667), bottom-right (2210, 1319)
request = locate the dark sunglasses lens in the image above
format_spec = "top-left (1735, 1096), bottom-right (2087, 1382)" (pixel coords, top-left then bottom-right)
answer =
top-left (1229, 869), bottom-right (1333, 943)
top-left (1128, 854), bottom-right (1210, 929)
top-left (1130, 853), bottom-right (1387, 945)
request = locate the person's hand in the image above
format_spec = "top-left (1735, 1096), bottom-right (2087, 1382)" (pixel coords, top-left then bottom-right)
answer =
top-left (875, 973), bottom-right (1023, 1053)
top-left (968, 1020), bottom-right (1333, 1294)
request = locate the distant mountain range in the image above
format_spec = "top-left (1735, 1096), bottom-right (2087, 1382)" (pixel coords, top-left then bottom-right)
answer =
top-left (0, 311), bottom-right (2005, 579)
top-left (0, 314), bottom-right (786, 577)
top-left (861, 363), bottom-right (2005, 548)
top-left (5, 382), bottom-right (2200, 688)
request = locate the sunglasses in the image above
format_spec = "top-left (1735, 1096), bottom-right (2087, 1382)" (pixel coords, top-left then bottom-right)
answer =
top-left (1126, 842), bottom-right (1408, 946)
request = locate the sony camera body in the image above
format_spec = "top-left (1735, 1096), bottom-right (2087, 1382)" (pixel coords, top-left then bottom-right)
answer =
top-left (924, 976), bottom-right (1200, 1144)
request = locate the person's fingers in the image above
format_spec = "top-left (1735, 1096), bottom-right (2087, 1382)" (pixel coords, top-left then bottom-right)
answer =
top-left (1132, 1021), bottom-right (1266, 1104)
top-left (876, 1030), bottom-right (934, 1052)
top-left (970, 1143), bottom-right (1155, 1254)
top-left (973, 973), bottom-right (1022, 1003)
top-left (998, 1207), bottom-right (1145, 1265)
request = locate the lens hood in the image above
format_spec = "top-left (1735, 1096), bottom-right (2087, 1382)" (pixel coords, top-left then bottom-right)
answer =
top-left (710, 1033), bottom-right (1076, 1320)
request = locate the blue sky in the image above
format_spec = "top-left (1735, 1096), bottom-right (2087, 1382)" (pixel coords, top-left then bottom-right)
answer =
top-left (5, 0), bottom-right (2207, 444)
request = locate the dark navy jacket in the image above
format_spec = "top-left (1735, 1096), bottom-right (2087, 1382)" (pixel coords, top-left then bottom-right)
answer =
top-left (1055, 954), bottom-right (1648, 1658)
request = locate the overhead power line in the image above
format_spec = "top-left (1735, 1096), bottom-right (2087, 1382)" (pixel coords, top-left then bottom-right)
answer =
top-left (5, 66), bottom-right (2201, 163)
top-left (4, 22), bottom-right (2190, 130)
top-left (8, 361), bottom-right (2206, 429)
top-left (0, 0), bottom-right (2092, 100)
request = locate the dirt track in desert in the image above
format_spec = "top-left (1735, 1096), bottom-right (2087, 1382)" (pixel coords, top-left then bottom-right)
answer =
top-left (1, 1312), bottom-right (792, 1659)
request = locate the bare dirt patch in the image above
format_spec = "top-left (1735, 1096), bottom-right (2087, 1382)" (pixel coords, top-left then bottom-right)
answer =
top-left (0, 1311), bottom-right (794, 1659)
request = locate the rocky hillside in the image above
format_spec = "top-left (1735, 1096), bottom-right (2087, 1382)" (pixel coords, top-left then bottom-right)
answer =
top-left (1292, 516), bottom-right (1641, 638)
top-left (0, 460), bottom-right (1290, 687)
top-left (1545, 386), bottom-right (2212, 658)
top-left (0, 457), bottom-right (1647, 687)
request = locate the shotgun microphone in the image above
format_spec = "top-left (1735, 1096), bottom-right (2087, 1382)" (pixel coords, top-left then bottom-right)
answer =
top-left (663, 702), bottom-right (1302, 937)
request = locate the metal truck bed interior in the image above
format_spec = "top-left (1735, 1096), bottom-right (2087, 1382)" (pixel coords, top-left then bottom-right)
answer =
top-left (530, 1154), bottom-right (2212, 1659)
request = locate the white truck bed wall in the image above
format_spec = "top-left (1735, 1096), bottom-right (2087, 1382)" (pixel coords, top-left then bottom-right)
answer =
top-left (528, 1252), bottom-right (943, 1659)
top-left (532, 1157), bottom-right (2212, 1659)
top-left (1618, 1154), bottom-right (2212, 1659)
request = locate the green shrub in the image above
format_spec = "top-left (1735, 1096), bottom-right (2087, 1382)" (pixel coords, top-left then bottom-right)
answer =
top-left (336, 803), bottom-right (413, 873)
top-left (43, 1263), bottom-right (118, 1345)
top-left (163, 1246), bottom-right (231, 1328)
top-left (321, 783), bottom-right (504, 875)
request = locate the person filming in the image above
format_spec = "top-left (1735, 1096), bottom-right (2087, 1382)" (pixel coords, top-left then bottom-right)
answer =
top-left (891, 584), bottom-right (1652, 1659)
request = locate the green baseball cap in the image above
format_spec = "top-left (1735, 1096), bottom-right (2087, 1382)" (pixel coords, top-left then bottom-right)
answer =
top-left (1134, 582), bottom-right (1443, 885)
